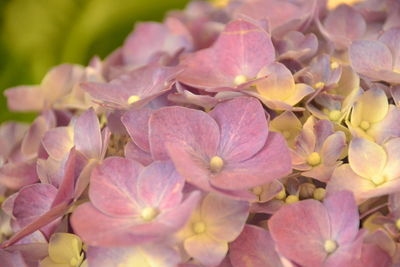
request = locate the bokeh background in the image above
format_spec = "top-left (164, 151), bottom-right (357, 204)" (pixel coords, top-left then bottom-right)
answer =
top-left (0, 0), bottom-right (189, 122)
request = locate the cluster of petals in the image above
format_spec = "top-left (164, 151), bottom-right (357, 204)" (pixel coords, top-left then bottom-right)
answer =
top-left (2, 0), bottom-right (400, 266)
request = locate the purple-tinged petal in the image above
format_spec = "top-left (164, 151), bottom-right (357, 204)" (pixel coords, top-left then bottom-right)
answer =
top-left (0, 250), bottom-right (28, 267)
top-left (178, 19), bottom-right (274, 90)
top-left (320, 131), bottom-right (346, 165)
top-left (122, 108), bottom-right (153, 152)
top-left (74, 108), bottom-right (102, 159)
top-left (379, 28), bottom-right (400, 70)
top-left (349, 40), bottom-right (393, 80)
top-left (201, 193), bottom-right (249, 242)
top-left (136, 161), bottom-right (183, 210)
top-left (70, 203), bottom-right (155, 247)
top-left (89, 157), bottom-right (143, 216)
top-left (21, 116), bottom-right (51, 158)
top-left (42, 127), bottom-right (73, 161)
top-left (323, 191), bottom-right (359, 244)
top-left (4, 86), bottom-right (44, 112)
top-left (269, 199), bottom-right (330, 267)
top-left (149, 106), bottom-right (220, 160)
top-left (124, 141), bottom-right (153, 166)
top-left (211, 132), bottom-right (291, 191)
top-left (87, 243), bottom-right (180, 267)
top-left (0, 160), bottom-right (38, 190)
top-left (324, 230), bottom-right (364, 266)
top-left (209, 97), bottom-right (268, 162)
top-left (229, 225), bottom-right (284, 267)
top-left (184, 234), bottom-right (228, 267)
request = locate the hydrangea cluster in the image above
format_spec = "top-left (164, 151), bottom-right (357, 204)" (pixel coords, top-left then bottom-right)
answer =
top-left (1, 0), bottom-right (400, 266)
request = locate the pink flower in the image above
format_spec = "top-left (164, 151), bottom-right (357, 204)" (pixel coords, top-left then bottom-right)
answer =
top-left (71, 158), bottom-right (200, 246)
top-left (269, 191), bottom-right (364, 266)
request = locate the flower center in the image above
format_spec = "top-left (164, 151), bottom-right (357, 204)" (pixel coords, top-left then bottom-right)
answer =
top-left (395, 219), bottom-right (400, 230)
top-left (285, 195), bottom-right (299, 204)
top-left (328, 110), bottom-right (341, 122)
top-left (210, 156), bottom-right (224, 173)
top-left (276, 188), bottom-right (286, 200)
top-left (314, 82), bottom-right (325, 90)
top-left (70, 257), bottom-right (78, 266)
top-left (307, 152), bottom-right (321, 166)
top-left (140, 207), bottom-right (159, 221)
top-left (193, 221), bottom-right (206, 234)
top-left (127, 95), bottom-right (141, 104)
top-left (313, 188), bottom-right (326, 201)
top-left (360, 120), bottom-right (370, 131)
top-left (324, 239), bottom-right (337, 254)
top-left (371, 176), bottom-right (386, 186)
top-left (252, 186), bottom-right (263, 196)
top-left (330, 62), bottom-right (339, 70)
top-left (234, 75), bottom-right (248, 86)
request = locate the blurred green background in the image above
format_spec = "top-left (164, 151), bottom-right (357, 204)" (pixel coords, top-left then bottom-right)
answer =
top-left (0, 0), bottom-right (189, 122)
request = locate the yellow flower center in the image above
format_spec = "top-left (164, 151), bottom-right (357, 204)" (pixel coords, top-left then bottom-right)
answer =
top-left (252, 186), bottom-right (263, 196)
top-left (314, 82), bottom-right (325, 90)
top-left (395, 219), bottom-right (400, 230)
top-left (394, 68), bottom-right (400, 74)
top-left (140, 207), bottom-right (159, 221)
top-left (328, 110), bottom-right (341, 122)
top-left (193, 221), bottom-right (206, 234)
top-left (307, 152), bottom-right (321, 166)
top-left (324, 239), bottom-right (337, 254)
top-left (210, 156), bottom-right (224, 173)
top-left (127, 95), bottom-right (141, 104)
top-left (285, 195), bottom-right (299, 204)
top-left (360, 120), bottom-right (370, 131)
top-left (276, 188), bottom-right (286, 200)
top-left (211, 0), bottom-right (230, 8)
top-left (330, 62), bottom-right (340, 70)
top-left (313, 188), bottom-right (326, 201)
top-left (70, 258), bottom-right (78, 266)
top-left (371, 176), bottom-right (386, 186)
top-left (234, 75), bottom-right (248, 86)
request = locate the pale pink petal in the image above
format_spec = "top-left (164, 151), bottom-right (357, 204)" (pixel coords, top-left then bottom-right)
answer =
top-left (89, 157), bottom-right (143, 216)
top-left (124, 141), bottom-right (153, 166)
top-left (184, 234), bottom-right (228, 267)
top-left (210, 132), bottom-right (291, 190)
top-left (269, 199), bottom-right (330, 267)
top-left (201, 193), bottom-right (249, 242)
top-left (0, 160), bottom-right (38, 190)
top-left (379, 28), bottom-right (400, 70)
top-left (349, 40), bottom-right (393, 80)
top-left (122, 108), bottom-right (153, 152)
top-left (348, 138), bottom-right (386, 179)
top-left (383, 138), bottom-right (400, 179)
top-left (136, 161), bottom-right (184, 210)
top-left (209, 97), bottom-right (268, 162)
top-left (323, 191), bottom-right (359, 244)
top-left (87, 243), bottom-right (180, 267)
top-left (149, 106), bottom-right (220, 160)
top-left (320, 131), bottom-right (346, 165)
top-left (4, 86), bottom-right (44, 111)
top-left (42, 127), bottom-right (73, 161)
top-left (74, 108), bottom-right (102, 159)
top-left (229, 225), bottom-right (284, 267)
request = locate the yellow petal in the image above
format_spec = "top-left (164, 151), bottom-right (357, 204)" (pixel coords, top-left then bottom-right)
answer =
top-left (48, 233), bottom-right (83, 266)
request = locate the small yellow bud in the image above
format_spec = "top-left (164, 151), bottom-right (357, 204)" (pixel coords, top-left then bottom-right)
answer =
top-left (252, 186), bottom-right (263, 196)
top-left (328, 110), bottom-right (341, 122)
top-left (313, 188), bottom-right (326, 201)
top-left (360, 120), bottom-right (370, 131)
top-left (140, 207), bottom-right (159, 221)
top-left (324, 239), bottom-right (337, 254)
top-left (330, 62), bottom-right (339, 70)
top-left (211, 0), bottom-right (230, 8)
top-left (210, 156), bottom-right (224, 173)
top-left (234, 75), bottom-right (248, 86)
top-left (395, 219), bottom-right (400, 230)
top-left (314, 82), bottom-right (325, 90)
top-left (285, 195), bottom-right (299, 204)
top-left (307, 152), bottom-right (321, 167)
top-left (276, 188), bottom-right (286, 200)
top-left (371, 176), bottom-right (386, 186)
top-left (70, 257), bottom-right (78, 266)
top-left (193, 221), bottom-right (206, 234)
top-left (127, 95), bottom-right (141, 104)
